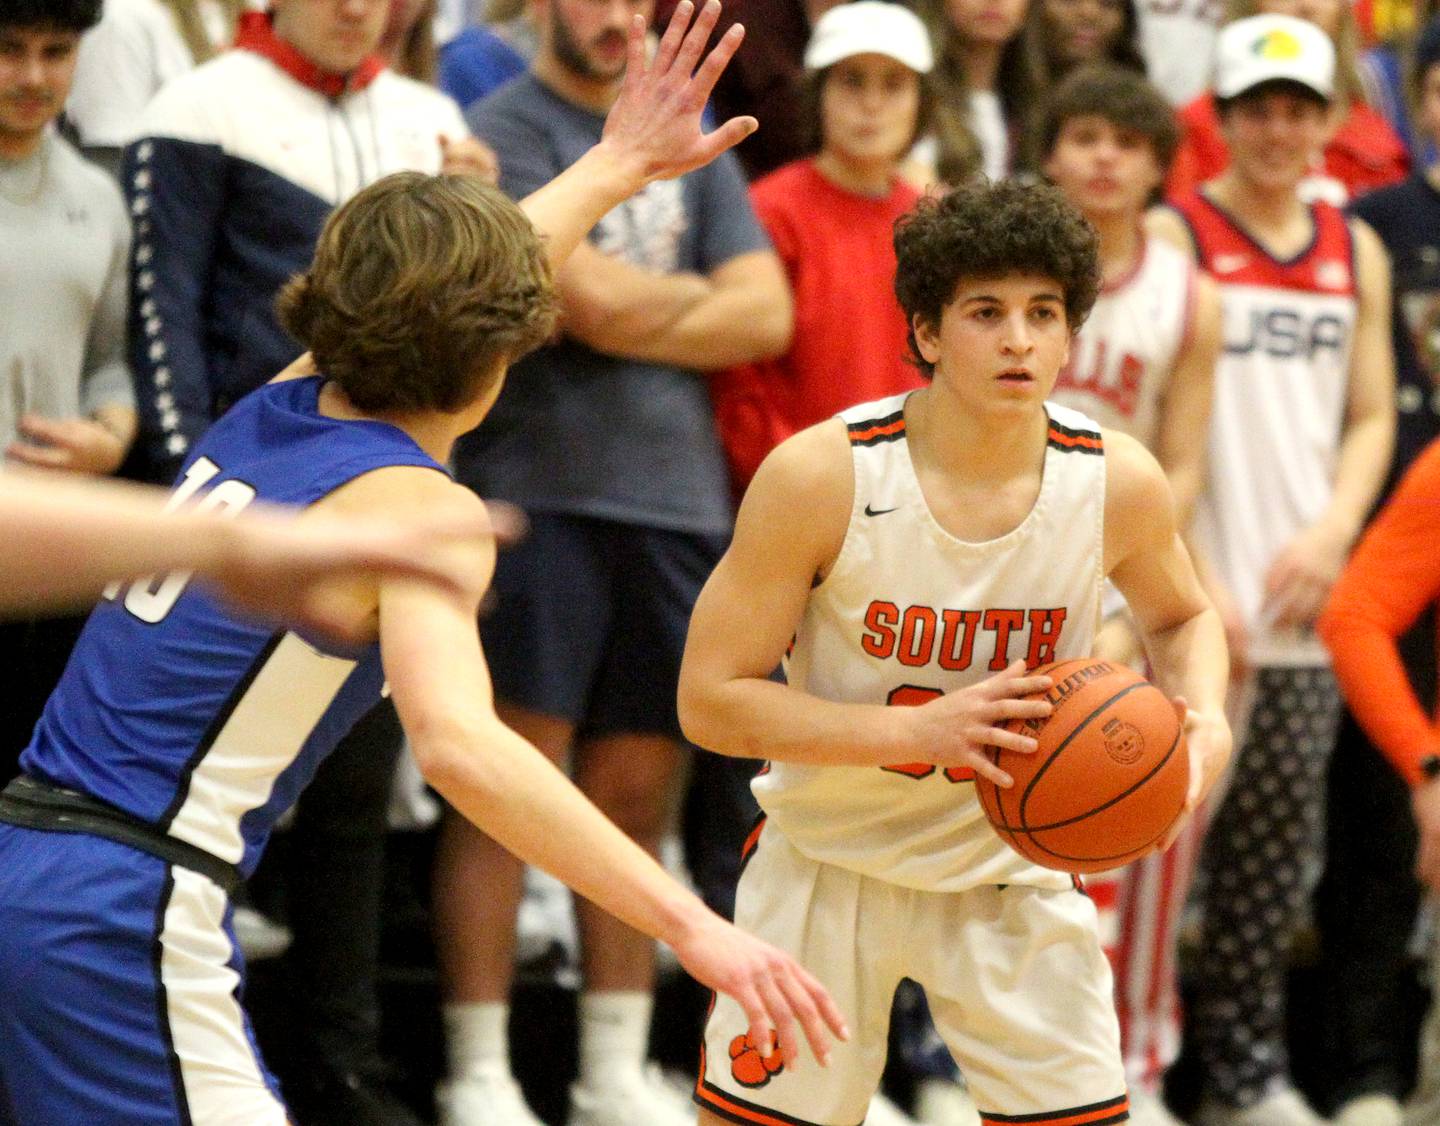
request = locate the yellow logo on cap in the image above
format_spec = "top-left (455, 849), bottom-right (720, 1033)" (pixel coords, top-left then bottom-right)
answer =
top-left (1252, 29), bottom-right (1302, 59)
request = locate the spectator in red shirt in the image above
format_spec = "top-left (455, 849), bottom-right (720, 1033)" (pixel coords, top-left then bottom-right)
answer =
top-left (1167, 0), bottom-right (1409, 203)
top-left (710, 2), bottom-right (933, 500)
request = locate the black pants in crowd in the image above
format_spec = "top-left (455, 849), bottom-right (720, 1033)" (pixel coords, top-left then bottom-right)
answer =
top-left (1314, 610), bottom-right (1435, 1110)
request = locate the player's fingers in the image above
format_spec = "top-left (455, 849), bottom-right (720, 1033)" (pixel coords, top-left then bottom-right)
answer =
top-left (783, 960), bottom-right (848, 1051)
top-left (756, 976), bottom-right (801, 1070)
top-left (978, 725), bottom-right (1038, 755)
top-left (1170, 695), bottom-right (1188, 725)
top-left (735, 985), bottom-right (777, 1073)
top-left (986, 696), bottom-right (1052, 722)
top-left (694, 116), bottom-right (758, 163)
top-left (672, 0), bottom-right (721, 82)
top-left (649, 0), bottom-right (691, 77)
top-left (770, 964), bottom-right (833, 1067)
top-left (687, 21), bottom-right (745, 109)
top-left (971, 755), bottom-right (1013, 788)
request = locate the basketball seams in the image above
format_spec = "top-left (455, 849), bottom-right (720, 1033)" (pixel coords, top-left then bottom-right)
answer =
top-left (977, 660), bottom-right (1188, 873)
top-left (1015, 680), bottom-right (1154, 830)
top-left (1006, 722), bottom-right (1182, 834)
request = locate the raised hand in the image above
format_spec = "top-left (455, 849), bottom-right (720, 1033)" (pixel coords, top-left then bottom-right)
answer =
top-left (599, 0), bottom-right (758, 185)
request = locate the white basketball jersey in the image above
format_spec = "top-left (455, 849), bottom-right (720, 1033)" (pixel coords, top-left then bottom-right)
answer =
top-left (753, 395), bottom-right (1106, 894)
top-left (1175, 194), bottom-right (1358, 666)
top-left (1051, 236), bottom-right (1196, 448)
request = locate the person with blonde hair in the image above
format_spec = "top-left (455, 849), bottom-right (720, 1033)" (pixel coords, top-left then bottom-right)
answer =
top-left (1166, 0), bottom-right (1409, 201)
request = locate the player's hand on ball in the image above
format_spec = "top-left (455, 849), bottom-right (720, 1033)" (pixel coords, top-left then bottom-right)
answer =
top-left (672, 912), bottom-right (849, 1070)
top-left (902, 660), bottom-right (1054, 787)
top-left (1159, 697), bottom-right (1231, 849)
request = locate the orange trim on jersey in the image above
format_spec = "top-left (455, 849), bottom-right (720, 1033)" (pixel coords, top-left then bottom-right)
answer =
top-left (1046, 428), bottom-right (1104, 451)
top-left (740, 815), bottom-right (767, 868)
top-left (847, 418), bottom-right (906, 443)
top-left (979, 1093), bottom-right (1129, 1126)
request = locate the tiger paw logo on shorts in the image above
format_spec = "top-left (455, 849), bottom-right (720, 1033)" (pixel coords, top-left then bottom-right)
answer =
top-left (729, 1033), bottom-right (785, 1088)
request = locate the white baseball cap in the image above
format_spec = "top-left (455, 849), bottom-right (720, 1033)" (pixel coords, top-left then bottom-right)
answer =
top-left (1213, 13), bottom-right (1335, 102)
top-left (804, 1), bottom-right (936, 75)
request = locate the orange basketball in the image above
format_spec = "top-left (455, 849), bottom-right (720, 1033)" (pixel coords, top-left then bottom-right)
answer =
top-left (974, 658), bottom-right (1188, 875)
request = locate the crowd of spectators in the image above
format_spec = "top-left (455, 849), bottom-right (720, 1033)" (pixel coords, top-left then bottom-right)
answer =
top-left (4, 0), bottom-right (1440, 1123)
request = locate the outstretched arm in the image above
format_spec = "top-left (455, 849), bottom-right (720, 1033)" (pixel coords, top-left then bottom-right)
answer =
top-left (361, 469), bottom-right (848, 1068)
top-left (517, 0), bottom-right (757, 269)
top-left (0, 471), bottom-right (504, 638)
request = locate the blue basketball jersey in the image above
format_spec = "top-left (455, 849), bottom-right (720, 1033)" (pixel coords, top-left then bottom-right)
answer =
top-left (20, 376), bottom-right (448, 876)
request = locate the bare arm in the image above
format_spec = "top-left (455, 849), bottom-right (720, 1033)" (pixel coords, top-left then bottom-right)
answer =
top-left (1152, 271), bottom-right (1219, 526)
top-left (1263, 218), bottom-right (1396, 629)
top-left (360, 469), bottom-right (845, 1066)
top-left (0, 471), bottom-right (498, 633)
top-left (1104, 430), bottom-right (1232, 813)
top-left (677, 423), bottom-right (1053, 783)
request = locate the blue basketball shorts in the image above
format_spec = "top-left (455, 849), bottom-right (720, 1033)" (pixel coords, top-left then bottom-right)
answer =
top-left (0, 824), bottom-right (287, 1125)
top-left (480, 512), bottom-right (728, 738)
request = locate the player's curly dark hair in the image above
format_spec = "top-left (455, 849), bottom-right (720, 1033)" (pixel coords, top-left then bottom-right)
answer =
top-left (0, 0), bottom-right (101, 32)
top-left (893, 180), bottom-right (1100, 377)
top-left (277, 172), bottom-right (558, 415)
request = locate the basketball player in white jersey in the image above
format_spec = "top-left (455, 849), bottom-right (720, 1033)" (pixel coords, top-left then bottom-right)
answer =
top-left (1042, 65), bottom-right (1221, 1126)
top-left (1148, 14), bottom-right (1394, 1126)
top-left (680, 179), bottom-right (1231, 1126)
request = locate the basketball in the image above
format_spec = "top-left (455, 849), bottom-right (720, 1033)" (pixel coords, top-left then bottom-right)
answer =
top-left (974, 658), bottom-right (1189, 875)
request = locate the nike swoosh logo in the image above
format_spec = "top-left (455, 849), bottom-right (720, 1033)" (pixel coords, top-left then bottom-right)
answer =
top-left (864, 504), bottom-right (897, 516)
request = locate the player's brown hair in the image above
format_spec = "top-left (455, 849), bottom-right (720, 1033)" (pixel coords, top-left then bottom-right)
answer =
top-left (277, 172), bottom-right (558, 415)
top-left (1042, 64), bottom-right (1181, 174)
top-left (893, 180), bottom-right (1100, 377)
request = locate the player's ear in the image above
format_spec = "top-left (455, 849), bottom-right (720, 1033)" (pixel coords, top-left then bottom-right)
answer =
top-left (912, 314), bottom-right (941, 367)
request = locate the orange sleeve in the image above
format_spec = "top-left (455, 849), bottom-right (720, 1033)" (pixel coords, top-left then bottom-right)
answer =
top-left (1318, 440), bottom-right (1440, 786)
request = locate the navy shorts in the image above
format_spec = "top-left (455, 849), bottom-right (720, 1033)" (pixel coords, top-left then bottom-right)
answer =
top-left (0, 824), bottom-right (286, 1125)
top-left (480, 513), bottom-right (728, 739)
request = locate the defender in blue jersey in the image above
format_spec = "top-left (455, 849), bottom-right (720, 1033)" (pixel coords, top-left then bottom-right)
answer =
top-left (0, 7), bottom-right (846, 1124)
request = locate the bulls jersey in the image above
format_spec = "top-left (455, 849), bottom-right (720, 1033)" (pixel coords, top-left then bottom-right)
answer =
top-left (1052, 234), bottom-right (1196, 447)
top-left (1171, 192), bottom-right (1357, 665)
top-left (753, 394), bottom-right (1105, 894)
top-left (19, 376), bottom-right (447, 876)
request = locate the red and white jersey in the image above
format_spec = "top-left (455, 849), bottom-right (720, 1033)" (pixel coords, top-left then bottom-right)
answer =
top-left (753, 394), bottom-right (1105, 894)
top-left (1052, 235), bottom-right (1197, 447)
top-left (1171, 192), bottom-right (1357, 665)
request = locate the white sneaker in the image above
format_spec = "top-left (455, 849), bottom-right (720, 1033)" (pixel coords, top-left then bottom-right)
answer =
top-left (568, 1064), bottom-right (695, 1126)
top-left (866, 1091), bottom-right (921, 1126)
top-left (1335, 1095), bottom-right (1403, 1126)
top-left (1194, 1087), bottom-right (1326, 1126)
top-left (437, 1070), bottom-right (546, 1126)
top-left (914, 1078), bottom-right (980, 1126)
top-left (1128, 1090), bottom-right (1186, 1126)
